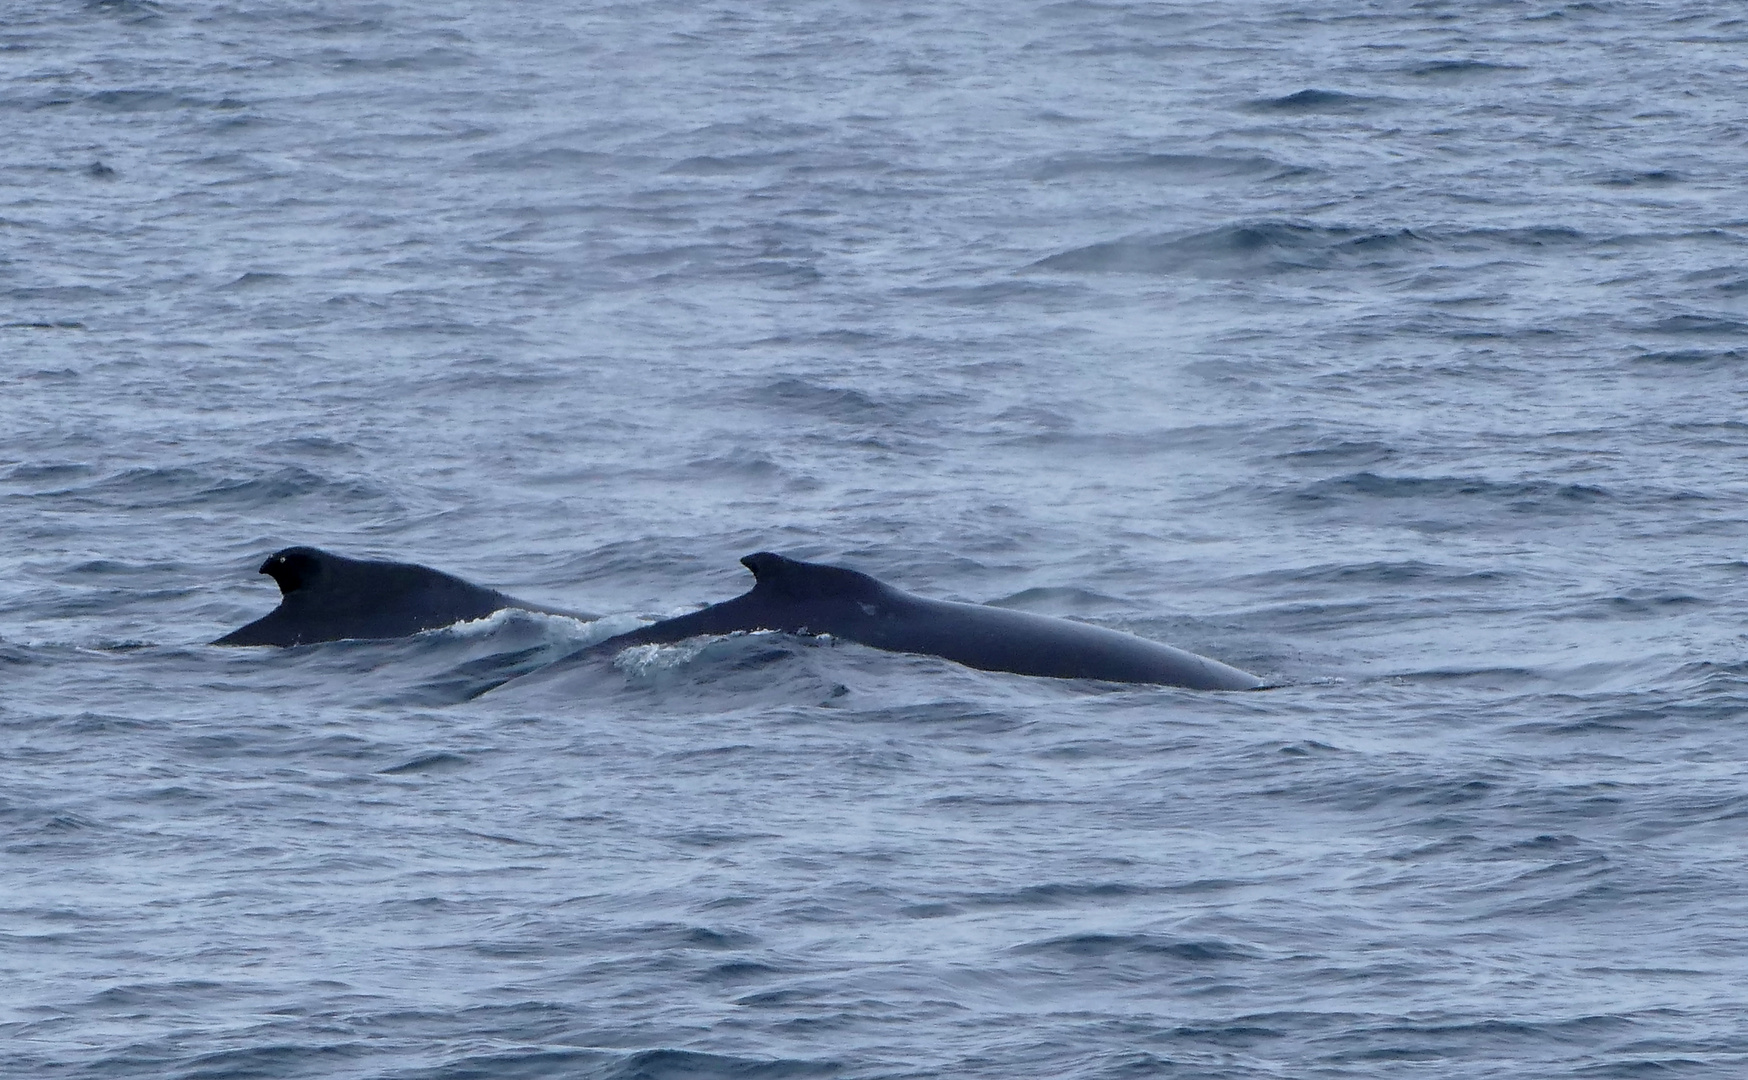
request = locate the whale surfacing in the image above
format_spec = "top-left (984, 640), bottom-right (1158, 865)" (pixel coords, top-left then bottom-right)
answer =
top-left (213, 546), bottom-right (585, 647)
top-left (586, 552), bottom-right (1265, 690)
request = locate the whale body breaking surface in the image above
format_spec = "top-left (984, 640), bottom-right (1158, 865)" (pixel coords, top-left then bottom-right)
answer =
top-left (215, 546), bottom-right (1264, 690)
top-left (212, 546), bottom-right (585, 647)
top-left (576, 552), bottom-right (1266, 690)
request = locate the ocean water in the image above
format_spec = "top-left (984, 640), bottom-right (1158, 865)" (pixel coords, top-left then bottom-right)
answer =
top-left (5, 0), bottom-right (1748, 1076)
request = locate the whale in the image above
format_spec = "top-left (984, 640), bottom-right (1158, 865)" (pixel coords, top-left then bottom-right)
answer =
top-left (212, 546), bottom-right (589, 647)
top-left (579, 552), bottom-right (1265, 690)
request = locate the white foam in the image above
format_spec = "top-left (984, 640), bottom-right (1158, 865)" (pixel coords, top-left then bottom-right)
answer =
top-left (610, 628), bottom-right (786, 677)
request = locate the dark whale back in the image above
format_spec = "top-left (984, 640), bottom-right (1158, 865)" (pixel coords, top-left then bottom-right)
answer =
top-left (588, 552), bottom-right (1264, 690)
top-left (213, 546), bottom-right (572, 647)
top-left (739, 551), bottom-right (888, 602)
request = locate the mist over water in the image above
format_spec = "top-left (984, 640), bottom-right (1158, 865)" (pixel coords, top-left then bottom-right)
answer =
top-left (5, 1), bottom-right (1748, 1077)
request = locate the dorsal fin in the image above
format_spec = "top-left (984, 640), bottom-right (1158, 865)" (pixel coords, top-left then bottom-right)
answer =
top-left (740, 552), bottom-right (883, 600)
top-left (259, 547), bottom-right (327, 596)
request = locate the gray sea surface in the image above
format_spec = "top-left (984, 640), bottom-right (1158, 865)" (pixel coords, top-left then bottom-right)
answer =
top-left (5, 1), bottom-right (1748, 1077)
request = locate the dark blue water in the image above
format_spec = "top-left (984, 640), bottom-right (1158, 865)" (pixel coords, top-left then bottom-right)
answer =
top-left (5, 1), bottom-right (1748, 1076)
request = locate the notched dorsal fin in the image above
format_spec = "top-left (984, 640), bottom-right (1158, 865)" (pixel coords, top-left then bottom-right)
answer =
top-left (740, 552), bottom-right (882, 600)
top-left (259, 547), bottom-right (325, 596)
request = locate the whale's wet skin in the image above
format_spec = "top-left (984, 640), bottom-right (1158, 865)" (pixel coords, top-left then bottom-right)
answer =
top-left (578, 552), bottom-right (1265, 690)
top-left (7, 1), bottom-right (1748, 1078)
top-left (213, 546), bottom-right (589, 647)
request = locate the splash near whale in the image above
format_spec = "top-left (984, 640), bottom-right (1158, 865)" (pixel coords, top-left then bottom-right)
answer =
top-left (584, 552), bottom-right (1265, 690)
